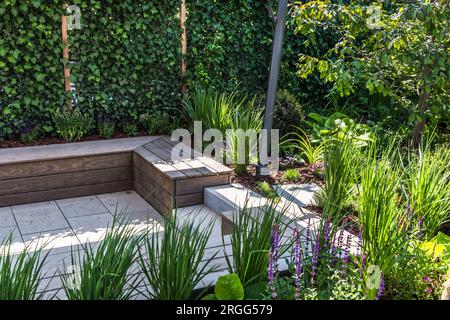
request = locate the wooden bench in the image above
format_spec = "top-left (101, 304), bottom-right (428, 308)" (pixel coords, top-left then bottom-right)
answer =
top-left (133, 136), bottom-right (232, 216)
top-left (0, 136), bottom-right (232, 215)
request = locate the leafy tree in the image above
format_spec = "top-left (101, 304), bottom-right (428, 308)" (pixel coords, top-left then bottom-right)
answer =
top-left (294, 0), bottom-right (449, 145)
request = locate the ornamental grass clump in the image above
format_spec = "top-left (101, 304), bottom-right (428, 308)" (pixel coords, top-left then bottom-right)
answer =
top-left (183, 86), bottom-right (244, 133)
top-left (317, 137), bottom-right (359, 221)
top-left (227, 98), bottom-right (263, 175)
top-left (226, 199), bottom-right (290, 287)
top-left (52, 109), bottom-right (92, 142)
top-left (405, 141), bottom-right (450, 239)
top-left (139, 211), bottom-right (217, 300)
top-left (282, 127), bottom-right (324, 164)
top-left (61, 213), bottom-right (143, 300)
top-left (0, 236), bottom-right (49, 300)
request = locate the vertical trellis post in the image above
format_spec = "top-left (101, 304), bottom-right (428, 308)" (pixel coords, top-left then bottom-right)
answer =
top-left (61, 4), bottom-right (72, 110)
top-left (181, 0), bottom-right (187, 94)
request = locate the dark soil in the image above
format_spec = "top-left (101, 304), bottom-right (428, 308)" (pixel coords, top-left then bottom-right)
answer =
top-left (230, 160), bottom-right (324, 194)
top-left (0, 131), bottom-right (149, 149)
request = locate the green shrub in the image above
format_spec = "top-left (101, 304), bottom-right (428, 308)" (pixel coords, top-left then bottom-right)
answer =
top-left (282, 127), bottom-right (324, 164)
top-left (0, 236), bottom-right (49, 300)
top-left (358, 146), bottom-right (409, 299)
top-left (306, 112), bottom-right (374, 148)
top-left (318, 137), bottom-right (358, 221)
top-left (256, 181), bottom-right (279, 200)
top-left (183, 87), bottom-right (244, 133)
top-left (61, 214), bottom-right (143, 300)
top-left (98, 122), bottom-right (115, 139)
top-left (20, 127), bottom-right (40, 143)
top-left (52, 110), bottom-right (92, 142)
top-left (139, 211), bottom-right (217, 300)
top-left (122, 122), bottom-right (139, 136)
top-left (282, 169), bottom-right (300, 182)
top-left (273, 90), bottom-right (305, 138)
top-left (385, 241), bottom-right (447, 300)
top-left (140, 111), bottom-right (174, 135)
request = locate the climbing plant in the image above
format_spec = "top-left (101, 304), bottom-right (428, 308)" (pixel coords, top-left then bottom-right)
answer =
top-left (0, 0), bottom-right (66, 139)
top-left (68, 0), bottom-right (182, 127)
top-left (0, 0), bottom-right (182, 139)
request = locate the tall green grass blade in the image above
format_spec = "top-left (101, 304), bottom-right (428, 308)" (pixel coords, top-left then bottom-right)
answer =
top-left (139, 210), bottom-right (217, 300)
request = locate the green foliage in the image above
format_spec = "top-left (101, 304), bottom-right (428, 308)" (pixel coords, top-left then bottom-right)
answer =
top-left (182, 87), bottom-right (244, 133)
top-left (62, 214), bottom-right (142, 300)
top-left (122, 122), bottom-right (138, 137)
top-left (299, 268), bottom-right (365, 301)
top-left (69, 0), bottom-right (182, 128)
top-left (0, 1), bottom-right (66, 140)
top-left (227, 99), bottom-right (263, 175)
top-left (98, 121), bottom-right (115, 139)
top-left (225, 200), bottom-right (289, 287)
top-left (186, 1), bottom-right (332, 113)
top-left (255, 181), bottom-right (279, 201)
top-left (386, 241), bottom-right (448, 300)
top-left (140, 111), bottom-right (175, 135)
top-left (429, 232), bottom-right (450, 261)
top-left (319, 138), bottom-right (358, 220)
top-left (282, 127), bottom-right (324, 164)
top-left (294, 0), bottom-right (450, 142)
top-left (20, 127), bottom-right (40, 143)
top-left (357, 145), bottom-right (408, 298)
top-left (405, 142), bottom-right (450, 239)
top-left (0, 236), bottom-right (48, 300)
top-left (52, 109), bottom-right (92, 141)
top-left (282, 169), bottom-right (300, 182)
top-left (0, 1), bottom-right (181, 139)
top-left (272, 90), bottom-right (305, 138)
top-left (306, 112), bottom-right (374, 147)
top-left (139, 211), bottom-right (217, 300)
top-left (1, 1), bottom-right (334, 141)
top-left (214, 273), bottom-right (245, 300)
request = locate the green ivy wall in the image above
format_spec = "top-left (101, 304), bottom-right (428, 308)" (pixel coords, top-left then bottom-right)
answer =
top-left (0, 0), bottom-right (331, 139)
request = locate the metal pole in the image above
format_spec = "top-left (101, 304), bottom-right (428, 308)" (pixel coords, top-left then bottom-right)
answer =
top-left (257, 0), bottom-right (288, 176)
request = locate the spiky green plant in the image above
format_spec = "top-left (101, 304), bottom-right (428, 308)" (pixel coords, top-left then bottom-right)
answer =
top-left (183, 86), bottom-right (245, 133)
top-left (357, 144), bottom-right (408, 299)
top-left (318, 137), bottom-right (359, 221)
top-left (405, 142), bottom-right (450, 239)
top-left (225, 199), bottom-right (290, 287)
top-left (282, 127), bottom-right (325, 164)
top-left (256, 181), bottom-right (280, 200)
top-left (52, 109), bottom-right (92, 142)
top-left (227, 98), bottom-right (263, 175)
top-left (0, 236), bottom-right (49, 300)
top-left (282, 168), bottom-right (300, 182)
top-left (61, 213), bottom-right (143, 300)
top-left (139, 211), bottom-right (217, 300)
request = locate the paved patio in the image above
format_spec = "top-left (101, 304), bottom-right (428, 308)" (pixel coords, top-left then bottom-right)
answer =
top-left (0, 190), bottom-right (233, 299)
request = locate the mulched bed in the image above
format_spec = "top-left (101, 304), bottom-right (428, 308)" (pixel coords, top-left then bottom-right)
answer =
top-left (230, 159), bottom-right (324, 193)
top-left (0, 131), bottom-right (149, 149)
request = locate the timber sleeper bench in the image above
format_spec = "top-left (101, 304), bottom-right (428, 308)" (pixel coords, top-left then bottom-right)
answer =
top-left (0, 136), bottom-right (232, 216)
